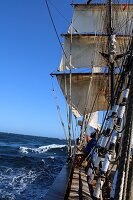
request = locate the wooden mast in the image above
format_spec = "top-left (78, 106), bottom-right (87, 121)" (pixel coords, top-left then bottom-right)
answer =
top-left (109, 0), bottom-right (115, 108)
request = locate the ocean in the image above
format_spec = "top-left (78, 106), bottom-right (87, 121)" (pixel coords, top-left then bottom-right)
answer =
top-left (0, 132), bottom-right (67, 200)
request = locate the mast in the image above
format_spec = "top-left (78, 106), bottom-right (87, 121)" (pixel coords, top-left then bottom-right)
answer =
top-left (56, 3), bottom-right (132, 117)
top-left (108, 0), bottom-right (115, 107)
top-left (108, 0), bottom-right (113, 35)
top-left (48, 1), bottom-right (133, 199)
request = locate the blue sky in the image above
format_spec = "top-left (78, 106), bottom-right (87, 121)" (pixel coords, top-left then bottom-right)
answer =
top-left (0, 0), bottom-right (75, 138)
top-left (0, 0), bottom-right (129, 138)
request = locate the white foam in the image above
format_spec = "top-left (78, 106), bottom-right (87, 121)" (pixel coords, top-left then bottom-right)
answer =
top-left (49, 156), bottom-right (54, 159)
top-left (10, 169), bottom-right (37, 194)
top-left (19, 144), bottom-right (66, 154)
top-left (19, 147), bottom-right (29, 154)
top-left (0, 167), bottom-right (37, 197)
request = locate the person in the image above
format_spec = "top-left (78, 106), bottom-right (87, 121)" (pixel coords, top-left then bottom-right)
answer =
top-left (83, 131), bottom-right (97, 159)
top-left (81, 132), bottom-right (97, 169)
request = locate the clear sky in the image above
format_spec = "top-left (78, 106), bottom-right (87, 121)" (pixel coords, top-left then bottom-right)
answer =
top-left (0, 0), bottom-right (129, 138)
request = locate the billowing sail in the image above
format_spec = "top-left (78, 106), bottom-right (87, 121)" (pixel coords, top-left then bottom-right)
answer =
top-left (59, 35), bottom-right (130, 71)
top-left (55, 3), bottom-right (132, 116)
top-left (57, 73), bottom-right (110, 115)
top-left (50, 2), bottom-right (133, 199)
top-left (69, 4), bottom-right (133, 35)
top-left (58, 3), bottom-right (133, 71)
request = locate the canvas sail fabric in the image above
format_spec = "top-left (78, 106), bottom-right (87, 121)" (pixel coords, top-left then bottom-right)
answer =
top-left (59, 35), bottom-right (107, 70)
top-left (57, 74), bottom-right (110, 116)
top-left (59, 35), bottom-right (130, 71)
top-left (56, 3), bottom-right (132, 117)
top-left (87, 111), bottom-right (99, 130)
top-left (69, 4), bottom-right (106, 34)
top-left (69, 4), bottom-right (133, 35)
top-left (58, 3), bottom-right (133, 71)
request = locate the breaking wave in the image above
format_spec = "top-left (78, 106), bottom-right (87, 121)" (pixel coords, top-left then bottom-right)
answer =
top-left (0, 133), bottom-right (67, 199)
top-left (19, 144), bottom-right (67, 154)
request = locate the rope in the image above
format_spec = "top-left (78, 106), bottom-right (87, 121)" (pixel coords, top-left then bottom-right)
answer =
top-left (45, 0), bottom-right (68, 59)
top-left (48, 0), bottom-right (79, 33)
top-left (85, 34), bottom-right (133, 200)
top-left (51, 78), bottom-right (69, 143)
top-left (67, 17), bottom-right (74, 159)
top-left (114, 37), bottom-right (133, 200)
top-left (84, 90), bottom-right (100, 133)
top-left (45, 0), bottom-right (75, 158)
top-left (100, 34), bottom-right (132, 133)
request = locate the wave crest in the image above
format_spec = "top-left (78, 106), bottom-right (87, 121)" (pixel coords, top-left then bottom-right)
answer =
top-left (19, 144), bottom-right (66, 154)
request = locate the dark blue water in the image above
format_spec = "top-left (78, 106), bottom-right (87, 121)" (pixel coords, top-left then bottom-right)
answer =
top-left (0, 132), bottom-right (67, 200)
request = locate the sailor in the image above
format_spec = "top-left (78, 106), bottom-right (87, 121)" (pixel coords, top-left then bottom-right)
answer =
top-left (81, 131), bottom-right (97, 168)
top-left (83, 132), bottom-right (97, 158)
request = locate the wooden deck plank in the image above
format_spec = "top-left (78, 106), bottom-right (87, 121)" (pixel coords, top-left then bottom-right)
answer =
top-left (68, 165), bottom-right (93, 200)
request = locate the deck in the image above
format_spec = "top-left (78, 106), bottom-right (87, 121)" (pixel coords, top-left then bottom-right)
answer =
top-left (68, 167), bottom-right (92, 200)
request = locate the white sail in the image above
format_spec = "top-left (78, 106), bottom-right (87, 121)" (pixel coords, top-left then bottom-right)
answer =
top-left (87, 67), bottom-right (100, 131)
top-left (59, 35), bottom-right (130, 71)
top-left (88, 111), bottom-right (99, 130)
top-left (69, 4), bottom-right (133, 35)
top-left (57, 73), bottom-right (111, 115)
top-left (69, 4), bottom-right (106, 34)
top-left (56, 3), bottom-right (131, 116)
top-left (51, 2), bottom-right (133, 199)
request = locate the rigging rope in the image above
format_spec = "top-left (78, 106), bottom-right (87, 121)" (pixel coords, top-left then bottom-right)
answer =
top-left (45, 0), bottom-right (68, 60)
top-left (114, 36), bottom-right (133, 200)
top-left (100, 32), bottom-right (132, 133)
top-left (45, 0), bottom-right (75, 158)
top-left (51, 78), bottom-right (69, 143)
top-left (67, 18), bottom-right (74, 159)
top-left (48, 0), bottom-right (72, 26)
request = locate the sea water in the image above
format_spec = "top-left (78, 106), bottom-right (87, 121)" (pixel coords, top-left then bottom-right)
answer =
top-left (0, 132), bottom-right (67, 200)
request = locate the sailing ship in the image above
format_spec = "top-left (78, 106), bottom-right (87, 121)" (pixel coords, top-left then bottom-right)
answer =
top-left (45, 0), bottom-right (133, 199)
